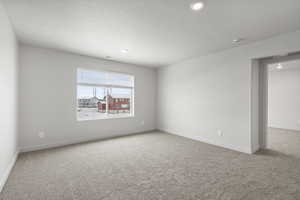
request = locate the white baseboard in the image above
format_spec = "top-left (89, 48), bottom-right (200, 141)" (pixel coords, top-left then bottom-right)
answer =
top-left (250, 144), bottom-right (260, 154)
top-left (158, 128), bottom-right (252, 154)
top-left (0, 151), bottom-right (18, 193)
top-left (20, 129), bottom-right (156, 153)
top-left (269, 126), bottom-right (300, 132)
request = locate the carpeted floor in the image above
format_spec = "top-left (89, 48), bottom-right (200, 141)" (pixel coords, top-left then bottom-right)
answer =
top-left (1, 131), bottom-right (300, 200)
top-left (268, 127), bottom-right (300, 159)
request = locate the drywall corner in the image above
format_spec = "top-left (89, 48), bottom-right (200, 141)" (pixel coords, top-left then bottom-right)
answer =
top-left (0, 151), bottom-right (18, 193)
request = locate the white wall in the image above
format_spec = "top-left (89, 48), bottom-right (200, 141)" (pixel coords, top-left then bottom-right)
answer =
top-left (0, 1), bottom-right (19, 191)
top-left (19, 44), bottom-right (156, 151)
top-left (157, 30), bottom-right (300, 154)
top-left (268, 64), bottom-right (300, 131)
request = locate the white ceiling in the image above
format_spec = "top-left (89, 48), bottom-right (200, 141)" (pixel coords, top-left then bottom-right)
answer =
top-left (3, 0), bottom-right (300, 67)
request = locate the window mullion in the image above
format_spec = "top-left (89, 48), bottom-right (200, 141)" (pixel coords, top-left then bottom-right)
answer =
top-left (105, 88), bottom-right (108, 116)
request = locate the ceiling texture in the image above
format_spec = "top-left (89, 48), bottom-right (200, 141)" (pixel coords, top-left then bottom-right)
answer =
top-left (2, 0), bottom-right (300, 67)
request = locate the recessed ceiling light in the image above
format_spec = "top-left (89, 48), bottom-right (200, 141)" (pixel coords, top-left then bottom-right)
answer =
top-left (190, 2), bottom-right (205, 11)
top-left (276, 63), bottom-right (283, 69)
top-left (121, 49), bottom-right (129, 54)
top-left (233, 38), bottom-right (243, 43)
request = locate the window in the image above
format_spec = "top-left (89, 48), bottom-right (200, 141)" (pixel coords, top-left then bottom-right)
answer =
top-left (77, 69), bottom-right (134, 121)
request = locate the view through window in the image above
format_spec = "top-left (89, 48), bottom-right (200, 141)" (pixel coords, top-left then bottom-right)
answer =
top-left (77, 69), bottom-right (134, 120)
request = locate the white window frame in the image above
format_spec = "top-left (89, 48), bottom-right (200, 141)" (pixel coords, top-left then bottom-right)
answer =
top-left (77, 68), bottom-right (135, 121)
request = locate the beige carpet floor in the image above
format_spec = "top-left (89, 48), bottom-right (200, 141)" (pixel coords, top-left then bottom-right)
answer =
top-left (1, 131), bottom-right (300, 200)
top-left (268, 127), bottom-right (300, 159)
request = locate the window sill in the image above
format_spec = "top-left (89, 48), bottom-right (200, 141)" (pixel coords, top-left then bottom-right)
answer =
top-left (77, 115), bottom-right (135, 122)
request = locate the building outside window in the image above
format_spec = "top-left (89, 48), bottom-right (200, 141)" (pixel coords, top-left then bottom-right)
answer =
top-left (77, 69), bottom-right (134, 121)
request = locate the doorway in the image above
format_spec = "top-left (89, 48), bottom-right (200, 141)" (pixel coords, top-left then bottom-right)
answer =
top-left (256, 53), bottom-right (300, 157)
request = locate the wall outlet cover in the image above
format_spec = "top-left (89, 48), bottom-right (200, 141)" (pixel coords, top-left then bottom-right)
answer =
top-left (38, 131), bottom-right (45, 138)
top-left (217, 130), bottom-right (223, 136)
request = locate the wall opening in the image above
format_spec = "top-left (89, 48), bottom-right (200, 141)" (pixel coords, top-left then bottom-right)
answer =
top-left (252, 52), bottom-right (300, 155)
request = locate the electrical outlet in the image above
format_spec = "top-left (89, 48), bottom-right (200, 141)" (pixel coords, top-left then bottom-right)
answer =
top-left (141, 120), bottom-right (145, 125)
top-left (38, 131), bottom-right (45, 138)
top-left (217, 130), bottom-right (223, 137)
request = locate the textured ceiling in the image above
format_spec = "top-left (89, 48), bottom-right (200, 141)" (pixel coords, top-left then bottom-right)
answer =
top-left (3, 0), bottom-right (300, 67)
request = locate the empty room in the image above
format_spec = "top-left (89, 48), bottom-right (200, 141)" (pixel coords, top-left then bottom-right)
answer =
top-left (1, 0), bottom-right (300, 199)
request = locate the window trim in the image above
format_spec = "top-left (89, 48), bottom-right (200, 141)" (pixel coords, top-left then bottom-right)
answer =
top-left (77, 68), bottom-right (135, 121)
top-left (77, 82), bottom-right (133, 90)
